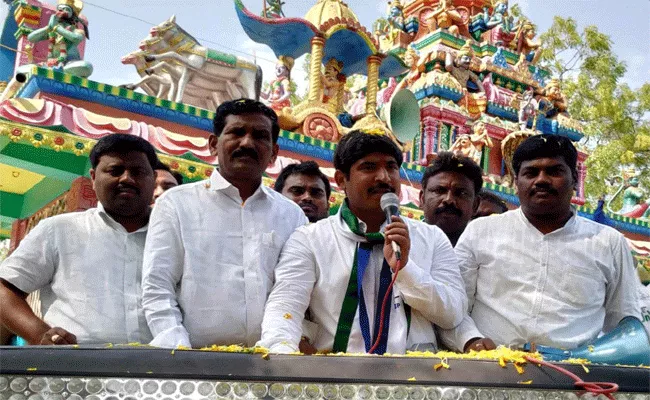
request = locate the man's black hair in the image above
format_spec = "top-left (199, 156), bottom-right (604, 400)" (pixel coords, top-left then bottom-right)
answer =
top-left (213, 98), bottom-right (280, 143)
top-left (274, 161), bottom-right (331, 199)
top-left (333, 130), bottom-right (403, 176)
top-left (89, 134), bottom-right (158, 169)
top-left (421, 152), bottom-right (484, 195)
top-left (171, 171), bottom-right (184, 185)
top-left (512, 134), bottom-right (578, 181)
top-left (477, 190), bottom-right (508, 213)
top-left (155, 161), bottom-right (184, 185)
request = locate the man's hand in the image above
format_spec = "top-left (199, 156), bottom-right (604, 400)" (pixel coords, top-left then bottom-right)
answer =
top-left (384, 216), bottom-right (410, 272)
top-left (39, 327), bottom-right (77, 345)
top-left (463, 337), bottom-right (496, 353)
top-left (298, 336), bottom-right (317, 355)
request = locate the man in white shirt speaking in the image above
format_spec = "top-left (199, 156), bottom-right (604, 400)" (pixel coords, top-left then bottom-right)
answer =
top-left (441, 134), bottom-right (640, 352)
top-left (259, 130), bottom-right (467, 354)
top-left (0, 134), bottom-right (158, 345)
top-left (142, 99), bottom-right (307, 349)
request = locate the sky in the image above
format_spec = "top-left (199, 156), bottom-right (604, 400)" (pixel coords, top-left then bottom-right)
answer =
top-left (74, 0), bottom-right (649, 95)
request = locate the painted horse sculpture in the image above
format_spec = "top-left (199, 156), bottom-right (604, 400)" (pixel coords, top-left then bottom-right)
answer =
top-left (122, 16), bottom-right (262, 109)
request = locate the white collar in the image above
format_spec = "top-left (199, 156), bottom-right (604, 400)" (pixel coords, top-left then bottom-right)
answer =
top-left (96, 202), bottom-right (148, 234)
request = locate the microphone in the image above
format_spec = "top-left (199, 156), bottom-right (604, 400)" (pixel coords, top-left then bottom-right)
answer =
top-left (380, 192), bottom-right (401, 261)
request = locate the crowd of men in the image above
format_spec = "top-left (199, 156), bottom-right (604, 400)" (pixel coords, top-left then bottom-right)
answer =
top-left (0, 99), bottom-right (647, 355)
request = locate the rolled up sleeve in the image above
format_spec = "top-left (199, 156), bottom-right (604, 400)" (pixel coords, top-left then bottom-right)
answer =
top-left (0, 219), bottom-right (56, 294)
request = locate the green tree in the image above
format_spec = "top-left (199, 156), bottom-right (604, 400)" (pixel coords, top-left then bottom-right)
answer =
top-left (538, 17), bottom-right (650, 206)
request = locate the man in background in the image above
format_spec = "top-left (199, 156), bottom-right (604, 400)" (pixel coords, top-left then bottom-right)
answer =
top-left (420, 152), bottom-right (483, 247)
top-left (275, 161), bottom-right (331, 222)
top-left (153, 162), bottom-right (183, 203)
top-left (473, 190), bottom-right (508, 219)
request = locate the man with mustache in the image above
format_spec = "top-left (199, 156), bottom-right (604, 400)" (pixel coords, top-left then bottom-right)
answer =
top-left (274, 161), bottom-right (331, 223)
top-left (441, 134), bottom-right (639, 352)
top-left (142, 99), bottom-right (307, 348)
top-left (0, 134), bottom-right (157, 345)
top-left (420, 152), bottom-right (484, 247)
top-left (259, 130), bottom-right (466, 354)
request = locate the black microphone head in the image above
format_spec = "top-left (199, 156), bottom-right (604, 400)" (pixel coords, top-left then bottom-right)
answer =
top-left (380, 192), bottom-right (400, 211)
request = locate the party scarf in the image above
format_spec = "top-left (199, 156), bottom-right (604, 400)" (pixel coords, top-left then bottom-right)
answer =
top-left (332, 201), bottom-right (409, 354)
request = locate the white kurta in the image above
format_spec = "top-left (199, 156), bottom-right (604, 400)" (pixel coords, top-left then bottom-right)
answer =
top-left (258, 209), bottom-right (467, 353)
top-left (142, 170), bottom-right (307, 348)
top-left (441, 209), bottom-right (640, 351)
top-left (0, 204), bottom-right (152, 344)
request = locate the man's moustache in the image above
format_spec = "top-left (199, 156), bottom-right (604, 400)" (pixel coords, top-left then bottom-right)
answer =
top-left (116, 184), bottom-right (140, 194)
top-left (368, 185), bottom-right (395, 195)
top-left (231, 148), bottom-right (259, 161)
top-left (531, 186), bottom-right (557, 196)
top-left (435, 205), bottom-right (462, 216)
top-left (298, 201), bottom-right (316, 211)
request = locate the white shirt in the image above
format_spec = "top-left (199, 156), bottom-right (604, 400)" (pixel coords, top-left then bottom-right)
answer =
top-left (142, 170), bottom-right (307, 349)
top-left (258, 208), bottom-right (467, 353)
top-left (0, 205), bottom-right (152, 344)
top-left (441, 209), bottom-right (640, 351)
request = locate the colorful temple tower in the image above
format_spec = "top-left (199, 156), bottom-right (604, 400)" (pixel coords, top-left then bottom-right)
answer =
top-left (0, 0), bottom-right (647, 274)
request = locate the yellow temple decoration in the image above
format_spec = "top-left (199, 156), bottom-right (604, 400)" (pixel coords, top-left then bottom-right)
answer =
top-left (304, 0), bottom-right (359, 28)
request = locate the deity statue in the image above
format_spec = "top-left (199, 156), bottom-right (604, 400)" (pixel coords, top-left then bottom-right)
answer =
top-left (262, 0), bottom-right (286, 19)
top-left (261, 56), bottom-right (294, 112)
top-left (445, 43), bottom-right (487, 118)
top-left (540, 78), bottom-right (568, 118)
top-left (517, 88), bottom-right (538, 130)
top-left (387, 0), bottom-right (406, 32)
top-left (449, 122), bottom-right (493, 165)
top-left (608, 174), bottom-right (649, 218)
top-left (469, 0), bottom-right (515, 48)
top-left (24, 0), bottom-right (92, 77)
top-left (425, 0), bottom-right (467, 36)
top-left (513, 20), bottom-right (542, 65)
top-left (395, 47), bottom-right (429, 93)
top-left (321, 58), bottom-right (344, 112)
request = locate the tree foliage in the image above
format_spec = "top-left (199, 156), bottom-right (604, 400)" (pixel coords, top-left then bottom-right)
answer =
top-left (537, 17), bottom-right (649, 206)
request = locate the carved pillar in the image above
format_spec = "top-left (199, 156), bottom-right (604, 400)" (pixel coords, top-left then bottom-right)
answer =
top-left (422, 116), bottom-right (437, 157)
top-left (365, 55), bottom-right (383, 115)
top-left (439, 121), bottom-right (450, 151)
top-left (307, 36), bottom-right (326, 103)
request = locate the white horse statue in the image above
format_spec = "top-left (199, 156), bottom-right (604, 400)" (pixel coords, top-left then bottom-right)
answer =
top-left (121, 15), bottom-right (262, 110)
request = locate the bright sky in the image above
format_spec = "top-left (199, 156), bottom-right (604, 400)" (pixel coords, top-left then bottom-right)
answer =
top-left (80, 0), bottom-right (649, 95)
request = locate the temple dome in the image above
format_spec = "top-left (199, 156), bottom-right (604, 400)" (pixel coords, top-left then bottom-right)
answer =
top-left (304, 0), bottom-right (359, 28)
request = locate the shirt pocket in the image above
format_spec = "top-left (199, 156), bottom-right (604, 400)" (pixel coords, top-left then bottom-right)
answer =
top-left (258, 231), bottom-right (284, 287)
top-left (555, 264), bottom-right (606, 310)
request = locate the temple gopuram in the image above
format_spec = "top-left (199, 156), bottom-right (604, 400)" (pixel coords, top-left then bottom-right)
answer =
top-left (0, 0), bottom-right (649, 396)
